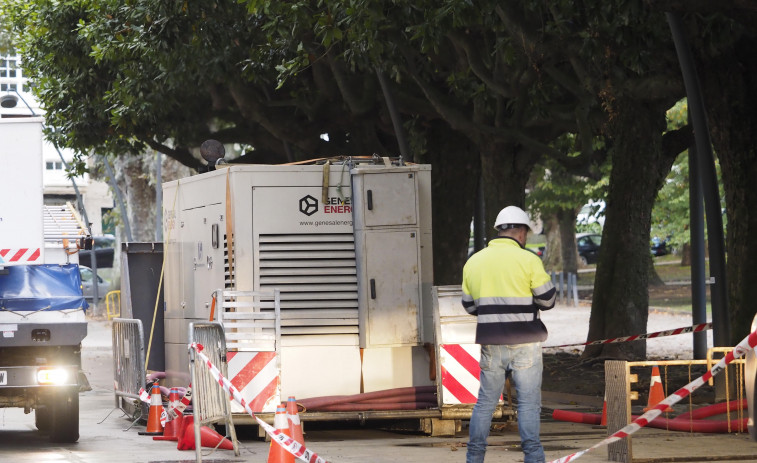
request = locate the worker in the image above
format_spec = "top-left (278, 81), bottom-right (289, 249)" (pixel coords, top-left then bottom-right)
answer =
top-left (462, 205), bottom-right (557, 463)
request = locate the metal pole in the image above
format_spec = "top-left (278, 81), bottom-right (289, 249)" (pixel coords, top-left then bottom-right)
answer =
top-left (155, 151), bottom-right (163, 242)
top-left (473, 177), bottom-right (486, 252)
top-left (572, 273), bottom-right (579, 308)
top-left (667, 13), bottom-right (730, 347)
top-left (689, 144), bottom-right (708, 359)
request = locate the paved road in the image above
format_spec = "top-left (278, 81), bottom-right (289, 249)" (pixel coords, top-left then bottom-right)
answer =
top-left (0, 315), bottom-right (754, 463)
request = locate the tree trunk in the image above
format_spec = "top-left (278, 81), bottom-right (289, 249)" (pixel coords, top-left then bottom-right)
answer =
top-left (426, 123), bottom-right (481, 285)
top-left (114, 154), bottom-right (155, 242)
top-left (648, 259), bottom-right (665, 286)
top-left (697, 34), bottom-right (757, 345)
top-left (113, 151), bottom-right (194, 243)
top-left (541, 214), bottom-right (561, 272)
top-left (480, 143), bottom-right (533, 242)
top-left (582, 98), bottom-right (674, 360)
top-left (558, 209), bottom-right (579, 275)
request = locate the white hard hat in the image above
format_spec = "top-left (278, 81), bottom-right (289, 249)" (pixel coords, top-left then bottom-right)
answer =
top-left (493, 206), bottom-right (531, 230)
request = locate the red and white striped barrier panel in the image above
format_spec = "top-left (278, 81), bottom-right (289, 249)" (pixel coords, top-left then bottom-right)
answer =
top-left (227, 351), bottom-right (279, 413)
top-left (0, 248), bottom-right (41, 265)
top-left (544, 323), bottom-right (711, 349)
top-left (548, 329), bottom-right (757, 463)
top-left (440, 343), bottom-right (481, 404)
top-left (190, 342), bottom-right (330, 463)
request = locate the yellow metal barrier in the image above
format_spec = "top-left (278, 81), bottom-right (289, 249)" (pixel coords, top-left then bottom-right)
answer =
top-left (106, 290), bottom-right (121, 320)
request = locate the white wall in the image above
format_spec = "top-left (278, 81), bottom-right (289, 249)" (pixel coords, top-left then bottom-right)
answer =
top-left (2, 53), bottom-right (113, 236)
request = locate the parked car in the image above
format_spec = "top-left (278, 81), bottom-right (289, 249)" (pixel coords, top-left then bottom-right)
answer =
top-left (78, 234), bottom-right (115, 268)
top-left (78, 265), bottom-right (110, 300)
top-left (651, 236), bottom-right (670, 256)
top-left (577, 233), bottom-right (601, 265)
top-left (527, 245), bottom-right (545, 258)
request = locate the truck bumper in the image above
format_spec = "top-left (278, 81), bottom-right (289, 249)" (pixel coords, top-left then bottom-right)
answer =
top-left (0, 322), bottom-right (87, 347)
top-left (0, 364), bottom-right (81, 389)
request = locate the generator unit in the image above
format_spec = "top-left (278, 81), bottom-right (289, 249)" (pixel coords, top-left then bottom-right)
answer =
top-left (162, 159), bottom-right (434, 411)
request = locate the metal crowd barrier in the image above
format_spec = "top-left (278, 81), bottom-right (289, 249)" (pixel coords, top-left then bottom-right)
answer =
top-left (112, 318), bottom-right (147, 420)
top-left (605, 355), bottom-right (747, 462)
top-left (215, 289), bottom-right (282, 353)
top-left (188, 322), bottom-right (240, 462)
top-left (106, 290), bottom-right (121, 320)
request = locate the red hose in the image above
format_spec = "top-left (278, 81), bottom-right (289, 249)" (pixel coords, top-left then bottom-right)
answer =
top-left (552, 409), bottom-right (748, 433)
top-left (673, 399), bottom-right (747, 421)
top-left (298, 386), bottom-right (437, 411)
top-left (311, 402), bottom-right (439, 411)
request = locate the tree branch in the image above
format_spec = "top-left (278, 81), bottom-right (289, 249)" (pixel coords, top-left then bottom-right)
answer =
top-left (143, 139), bottom-right (203, 169)
top-left (446, 31), bottom-right (513, 99)
top-left (661, 125), bottom-right (693, 159)
top-left (327, 53), bottom-right (377, 115)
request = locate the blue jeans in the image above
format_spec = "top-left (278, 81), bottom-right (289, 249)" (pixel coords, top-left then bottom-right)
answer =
top-left (466, 342), bottom-right (544, 463)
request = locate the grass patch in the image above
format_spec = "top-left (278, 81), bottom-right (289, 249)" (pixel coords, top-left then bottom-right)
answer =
top-left (573, 256), bottom-right (711, 312)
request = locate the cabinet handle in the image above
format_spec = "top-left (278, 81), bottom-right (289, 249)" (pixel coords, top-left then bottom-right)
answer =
top-left (370, 279), bottom-right (376, 299)
top-left (367, 190), bottom-right (373, 210)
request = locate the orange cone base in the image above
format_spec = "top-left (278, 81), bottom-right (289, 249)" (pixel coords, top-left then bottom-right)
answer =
top-left (153, 415), bottom-right (184, 441)
top-left (268, 440), bottom-right (295, 463)
top-left (177, 417), bottom-right (234, 451)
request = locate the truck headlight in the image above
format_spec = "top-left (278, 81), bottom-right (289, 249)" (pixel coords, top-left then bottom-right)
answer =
top-left (37, 368), bottom-right (69, 385)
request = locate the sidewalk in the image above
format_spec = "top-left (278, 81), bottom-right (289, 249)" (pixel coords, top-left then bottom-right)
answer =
top-left (83, 314), bottom-right (757, 463)
top-left (82, 316), bottom-right (113, 351)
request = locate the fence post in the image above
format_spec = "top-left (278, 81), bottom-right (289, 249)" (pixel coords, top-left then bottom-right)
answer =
top-left (605, 360), bottom-right (632, 463)
top-left (571, 273), bottom-right (579, 307)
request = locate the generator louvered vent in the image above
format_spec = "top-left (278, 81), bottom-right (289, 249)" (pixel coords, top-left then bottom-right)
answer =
top-left (224, 233), bottom-right (234, 289)
top-left (257, 233), bottom-right (358, 336)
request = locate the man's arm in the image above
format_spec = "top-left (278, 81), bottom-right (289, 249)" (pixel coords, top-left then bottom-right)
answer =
top-left (533, 280), bottom-right (556, 310)
top-left (461, 266), bottom-right (478, 315)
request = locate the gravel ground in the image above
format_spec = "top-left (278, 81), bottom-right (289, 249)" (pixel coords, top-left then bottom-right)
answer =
top-left (539, 303), bottom-right (716, 399)
top-left (541, 302), bottom-right (712, 359)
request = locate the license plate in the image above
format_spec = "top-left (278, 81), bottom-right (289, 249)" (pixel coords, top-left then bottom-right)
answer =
top-left (0, 370), bottom-right (6, 386)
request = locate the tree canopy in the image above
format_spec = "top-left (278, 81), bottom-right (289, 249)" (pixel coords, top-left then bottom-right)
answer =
top-left (5, 0), bottom-right (757, 354)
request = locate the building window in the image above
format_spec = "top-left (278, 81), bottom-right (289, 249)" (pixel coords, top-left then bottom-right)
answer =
top-left (45, 161), bottom-right (64, 170)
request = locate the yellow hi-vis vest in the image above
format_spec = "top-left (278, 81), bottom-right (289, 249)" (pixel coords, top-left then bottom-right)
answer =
top-left (462, 237), bottom-right (556, 345)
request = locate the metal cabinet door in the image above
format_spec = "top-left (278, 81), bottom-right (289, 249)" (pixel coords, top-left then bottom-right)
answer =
top-left (361, 230), bottom-right (420, 346)
top-left (359, 172), bottom-right (418, 228)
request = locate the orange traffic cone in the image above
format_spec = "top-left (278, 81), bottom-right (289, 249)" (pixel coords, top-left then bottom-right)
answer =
top-left (267, 405), bottom-right (295, 463)
top-left (154, 387), bottom-right (182, 441)
top-left (600, 391), bottom-right (607, 426)
top-left (139, 382), bottom-right (165, 436)
top-left (177, 415), bottom-right (235, 451)
top-left (286, 396), bottom-right (305, 447)
top-left (644, 365), bottom-right (673, 412)
top-left (154, 414), bottom-right (183, 441)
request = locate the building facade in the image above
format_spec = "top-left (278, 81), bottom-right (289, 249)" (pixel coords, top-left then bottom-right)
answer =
top-left (1, 52), bottom-right (113, 236)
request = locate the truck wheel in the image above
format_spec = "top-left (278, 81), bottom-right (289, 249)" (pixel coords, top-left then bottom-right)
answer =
top-left (50, 388), bottom-right (79, 443)
top-left (35, 406), bottom-right (52, 432)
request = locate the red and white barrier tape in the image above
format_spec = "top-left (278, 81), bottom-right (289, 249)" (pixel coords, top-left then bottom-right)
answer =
top-left (138, 387), bottom-right (151, 404)
top-left (548, 329), bottom-right (757, 463)
top-left (167, 385), bottom-right (192, 420)
top-left (137, 386), bottom-right (169, 426)
top-left (189, 342), bottom-right (330, 463)
top-left (544, 322), bottom-right (711, 349)
top-left (139, 384), bottom-right (193, 421)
